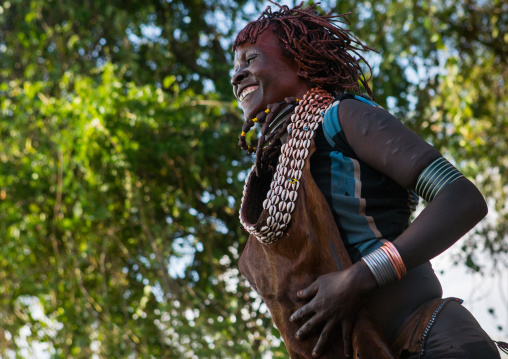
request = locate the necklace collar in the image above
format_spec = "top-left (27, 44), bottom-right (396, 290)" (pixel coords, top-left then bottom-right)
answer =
top-left (268, 103), bottom-right (296, 134)
top-left (239, 87), bottom-right (334, 244)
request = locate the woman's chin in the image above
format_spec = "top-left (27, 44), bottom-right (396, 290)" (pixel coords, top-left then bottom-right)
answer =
top-left (241, 94), bottom-right (265, 121)
top-left (242, 106), bottom-right (259, 122)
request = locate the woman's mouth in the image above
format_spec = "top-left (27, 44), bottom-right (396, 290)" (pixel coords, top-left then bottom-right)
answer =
top-left (239, 85), bottom-right (259, 102)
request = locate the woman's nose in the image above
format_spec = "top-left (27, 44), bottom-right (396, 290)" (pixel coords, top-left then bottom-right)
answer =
top-left (231, 68), bottom-right (248, 85)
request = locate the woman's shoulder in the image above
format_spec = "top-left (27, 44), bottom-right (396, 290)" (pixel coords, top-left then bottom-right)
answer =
top-left (325, 93), bottom-right (441, 190)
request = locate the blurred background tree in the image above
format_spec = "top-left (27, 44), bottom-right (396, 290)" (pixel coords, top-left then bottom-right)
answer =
top-left (0, 0), bottom-right (506, 358)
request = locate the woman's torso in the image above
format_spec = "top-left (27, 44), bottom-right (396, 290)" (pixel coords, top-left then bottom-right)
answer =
top-left (310, 99), bottom-right (443, 341)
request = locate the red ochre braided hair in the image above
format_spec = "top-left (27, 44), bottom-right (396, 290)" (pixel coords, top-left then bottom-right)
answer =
top-left (232, 1), bottom-right (377, 99)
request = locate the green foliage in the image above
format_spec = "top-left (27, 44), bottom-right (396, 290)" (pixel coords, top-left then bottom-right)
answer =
top-left (0, 61), bottom-right (279, 357)
top-left (0, 0), bottom-right (284, 357)
top-left (0, 0), bottom-right (506, 357)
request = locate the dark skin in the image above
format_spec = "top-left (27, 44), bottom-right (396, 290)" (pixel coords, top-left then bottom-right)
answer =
top-left (231, 30), bottom-right (313, 121)
top-left (232, 29), bottom-right (488, 358)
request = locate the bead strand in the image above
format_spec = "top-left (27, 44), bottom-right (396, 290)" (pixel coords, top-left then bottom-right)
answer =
top-left (238, 109), bottom-right (269, 151)
top-left (238, 98), bottom-right (298, 150)
top-left (238, 95), bottom-right (303, 179)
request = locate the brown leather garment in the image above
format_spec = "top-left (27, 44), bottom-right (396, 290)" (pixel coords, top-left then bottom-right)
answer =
top-left (239, 141), bottom-right (396, 358)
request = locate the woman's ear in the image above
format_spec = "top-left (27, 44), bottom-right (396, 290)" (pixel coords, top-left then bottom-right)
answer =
top-left (297, 69), bottom-right (314, 88)
top-left (296, 68), bottom-right (311, 82)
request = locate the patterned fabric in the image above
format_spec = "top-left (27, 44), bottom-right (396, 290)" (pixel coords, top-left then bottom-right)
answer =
top-left (310, 94), bottom-right (419, 262)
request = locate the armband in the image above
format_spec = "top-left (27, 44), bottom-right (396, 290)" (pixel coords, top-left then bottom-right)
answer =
top-left (415, 157), bottom-right (464, 203)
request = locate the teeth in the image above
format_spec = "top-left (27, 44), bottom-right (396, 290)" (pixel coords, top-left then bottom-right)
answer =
top-left (239, 86), bottom-right (258, 101)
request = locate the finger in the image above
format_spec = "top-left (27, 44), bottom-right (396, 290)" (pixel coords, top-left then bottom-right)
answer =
top-left (297, 280), bottom-right (319, 300)
top-left (342, 317), bottom-right (354, 358)
top-left (295, 314), bottom-right (322, 341)
top-left (312, 320), bottom-right (336, 357)
top-left (290, 302), bottom-right (314, 323)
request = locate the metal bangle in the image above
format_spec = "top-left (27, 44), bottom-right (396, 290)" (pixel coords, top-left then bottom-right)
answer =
top-left (362, 248), bottom-right (398, 287)
top-left (415, 157), bottom-right (465, 202)
top-left (369, 250), bottom-right (394, 285)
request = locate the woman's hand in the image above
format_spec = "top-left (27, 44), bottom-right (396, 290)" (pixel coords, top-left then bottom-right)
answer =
top-left (289, 261), bottom-right (377, 357)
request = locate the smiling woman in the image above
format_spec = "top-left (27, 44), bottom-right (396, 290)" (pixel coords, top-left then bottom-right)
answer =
top-left (232, 30), bottom-right (312, 121)
top-left (230, 2), bottom-right (503, 359)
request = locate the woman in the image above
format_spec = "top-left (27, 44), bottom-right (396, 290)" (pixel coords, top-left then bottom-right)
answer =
top-left (231, 3), bottom-right (501, 358)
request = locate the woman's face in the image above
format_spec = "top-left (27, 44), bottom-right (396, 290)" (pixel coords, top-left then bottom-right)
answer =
top-left (232, 30), bottom-right (312, 121)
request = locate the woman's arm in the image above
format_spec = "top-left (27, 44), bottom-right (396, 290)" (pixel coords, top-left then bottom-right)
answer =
top-left (338, 99), bottom-right (488, 268)
top-left (290, 99), bottom-right (487, 357)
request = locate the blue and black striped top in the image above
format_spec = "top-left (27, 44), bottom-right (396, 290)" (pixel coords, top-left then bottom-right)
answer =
top-left (310, 95), bottom-right (419, 263)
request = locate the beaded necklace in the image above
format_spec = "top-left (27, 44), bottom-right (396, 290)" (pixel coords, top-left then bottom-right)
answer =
top-left (238, 97), bottom-right (299, 153)
top-left (239, 96), bottom-right (300, 177)
top-left (239, 87), bottom-right (334, 244)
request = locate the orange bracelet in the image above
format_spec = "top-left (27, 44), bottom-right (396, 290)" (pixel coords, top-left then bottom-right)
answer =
top-left (382, 241), bottom-right (407, 278)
